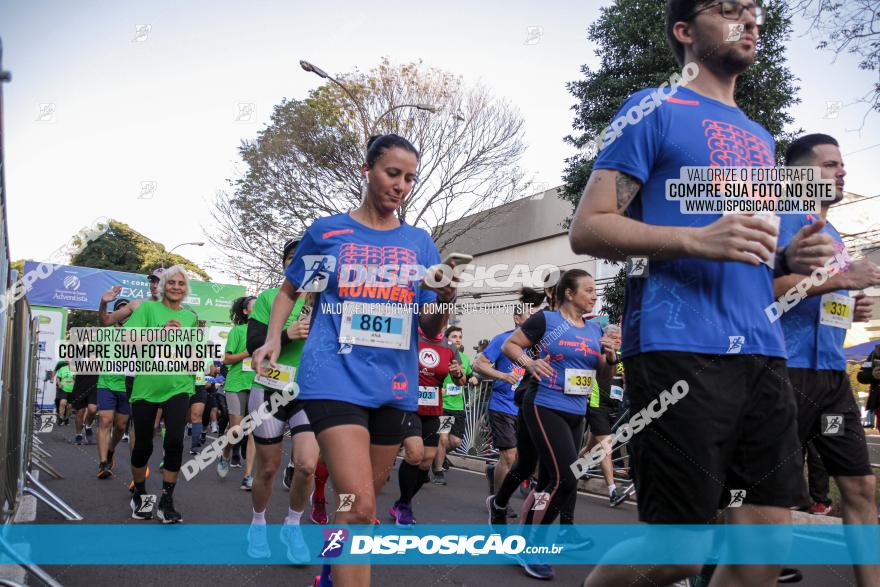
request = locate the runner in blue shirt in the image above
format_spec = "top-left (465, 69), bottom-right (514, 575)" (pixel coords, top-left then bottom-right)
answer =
top-left (502, 269), bottom-right (615, 580)
top-left (253, 134), bottom-right (457, 587)
top-left (473, 302), bottom-right (536, 508)
top-left (777, 134), bottom-right (879, 587)
top-left (570, 2), bottom-right (836, 585)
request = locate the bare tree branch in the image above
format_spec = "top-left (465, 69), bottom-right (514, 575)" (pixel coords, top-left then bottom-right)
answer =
top-left (789, 0), bottom-right (880, 119)
top-left (209, 59), bottom-right (530, 289)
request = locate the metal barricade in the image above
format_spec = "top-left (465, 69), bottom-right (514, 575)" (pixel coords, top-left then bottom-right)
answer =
top-left (0, 291), bottom-right (74, 587)
top-left (0, 273), bottom-right (20, 518)
top-left (0, 37), bottom-right (68, 587)
top-left (20, 307), bottom-right (78, 521)
top-left (2, 293), bottom-right (80, 520)
top-left (457, 379), bottom-right (496, 457)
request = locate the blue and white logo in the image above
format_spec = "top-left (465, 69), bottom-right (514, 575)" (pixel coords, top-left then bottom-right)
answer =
top-left (63, 275), bottom-right (81, 291)
top-left (300, 255), bottom-right (337, 293)
top-left (726, 336), bottom-right (745, 354)
top-left (320, 528), bottom-right (348, 558)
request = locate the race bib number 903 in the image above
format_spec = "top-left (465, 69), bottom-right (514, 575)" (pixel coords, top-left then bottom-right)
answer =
top-left (418, 386), bottom-right (440, 407)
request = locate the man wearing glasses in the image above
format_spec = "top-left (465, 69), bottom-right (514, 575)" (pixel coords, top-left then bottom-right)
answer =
top-left (571, 1), bottom-right (837, 586)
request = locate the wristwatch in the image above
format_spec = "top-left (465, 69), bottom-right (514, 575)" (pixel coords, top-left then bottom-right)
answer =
top-left (773, 246), bottom-right (791, 277)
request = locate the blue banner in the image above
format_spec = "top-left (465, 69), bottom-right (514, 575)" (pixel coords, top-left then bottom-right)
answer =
top-left (22, 262), bottom-right (245, 323)
top-left (1, 525), bottom-right (878, 565)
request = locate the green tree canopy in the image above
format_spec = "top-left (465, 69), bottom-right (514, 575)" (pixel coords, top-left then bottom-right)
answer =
top-left (71, 220), bottom-right (209, 279)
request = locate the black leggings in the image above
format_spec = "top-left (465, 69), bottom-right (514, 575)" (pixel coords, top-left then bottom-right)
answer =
top-left (521, 402), bottom-right (584, 526)
top-left (131, 394), bottom-right (189, 472)
top-left (202, 392), bottom-right (229, 432)
top-left (495, 394), bottom-right (551, 510)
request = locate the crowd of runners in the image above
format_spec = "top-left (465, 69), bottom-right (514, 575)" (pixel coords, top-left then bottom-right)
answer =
top-left (44, 1), bottom-right (880, 586)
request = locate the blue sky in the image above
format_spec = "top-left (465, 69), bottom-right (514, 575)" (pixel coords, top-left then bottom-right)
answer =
top-left (2, 0), bottom-right (878, 284)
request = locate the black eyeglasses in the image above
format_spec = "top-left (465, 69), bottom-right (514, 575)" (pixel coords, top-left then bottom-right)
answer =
top-left (687, 1), bottom-right (765, 25)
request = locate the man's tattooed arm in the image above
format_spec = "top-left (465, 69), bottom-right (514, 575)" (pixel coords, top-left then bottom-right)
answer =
top-left (615, 172), bottom-right (641, 212)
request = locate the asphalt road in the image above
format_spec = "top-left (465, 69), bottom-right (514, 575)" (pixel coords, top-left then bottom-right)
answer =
top-left (19, 424), bottom-right (861, 587)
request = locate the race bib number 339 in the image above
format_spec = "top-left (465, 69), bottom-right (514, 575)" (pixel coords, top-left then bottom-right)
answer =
top-left (564, 369), bottom-right (595, 396)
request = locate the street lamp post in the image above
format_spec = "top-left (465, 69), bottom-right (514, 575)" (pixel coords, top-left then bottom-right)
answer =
top-left (299, 59), bottom-right (441, 141)
top-left (162, 241), bottom-right (205, 269)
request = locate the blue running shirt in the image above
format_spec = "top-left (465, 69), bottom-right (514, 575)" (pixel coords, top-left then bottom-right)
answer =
top-left (521, 311), bottom-right (604, 416)
top-left (779, 214), bottom-right (849, 371)
top-left (593, 86), bottom-right (786, 358)
top-left (482, 330), bottom-right (523, 416)
top-left (285, 213), bottom-right (440, 410)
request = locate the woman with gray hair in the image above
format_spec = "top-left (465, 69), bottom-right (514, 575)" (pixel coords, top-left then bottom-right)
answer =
top-left (125, 265), bottom-right (199, 524)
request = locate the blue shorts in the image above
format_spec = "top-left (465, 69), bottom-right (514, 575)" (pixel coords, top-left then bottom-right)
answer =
top-left (97, 388), bottom-right (130, 415)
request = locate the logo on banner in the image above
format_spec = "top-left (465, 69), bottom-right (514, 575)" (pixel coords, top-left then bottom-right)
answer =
top-left (63, 275), bottom-right (81, 291)
top-left (320, 529), bottom-right (349, 558)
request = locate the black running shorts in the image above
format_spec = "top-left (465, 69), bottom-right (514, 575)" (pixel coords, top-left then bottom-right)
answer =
top-left (625, 351), bottom-right (804, 524)
top-left (789, 367), bottom-right (872, 477)
top-left (302, 399), bottom-right (405, 446)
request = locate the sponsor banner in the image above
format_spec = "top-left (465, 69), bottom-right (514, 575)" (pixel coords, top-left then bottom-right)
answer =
top-left (0, 525), bottom-right (878, 565)
top-left (31, 306), bottom-right (68, 408)
top-left (23, 262), bottom-right (245, 323)
top-left (206, 322), bottom-right (232, 348)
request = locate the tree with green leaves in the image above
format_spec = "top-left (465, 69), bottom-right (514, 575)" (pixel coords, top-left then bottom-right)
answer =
top-left (71, 220), bottom-right (209, 279)
top-left (209, 58), bottom-right (530, 289)
top-left (31, 220), bottom-right (208, 329)
top-left (599, 261), bottom-right (627, 324)
top-left (562, 0), bottom-right (799, 320)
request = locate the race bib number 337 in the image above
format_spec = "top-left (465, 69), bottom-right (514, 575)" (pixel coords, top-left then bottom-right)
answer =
top-left (819, 293), bottom-right (854, 329)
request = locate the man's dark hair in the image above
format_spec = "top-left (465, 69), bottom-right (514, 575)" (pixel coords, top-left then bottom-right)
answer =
top-left (366, 134), bottom-right (420, 168)
top-left (666, 0), bottom-right (712, 66)
top-left (784, 134), bottom-right (839, 166)
top-left (444, 325), bottom-right (462, 338)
